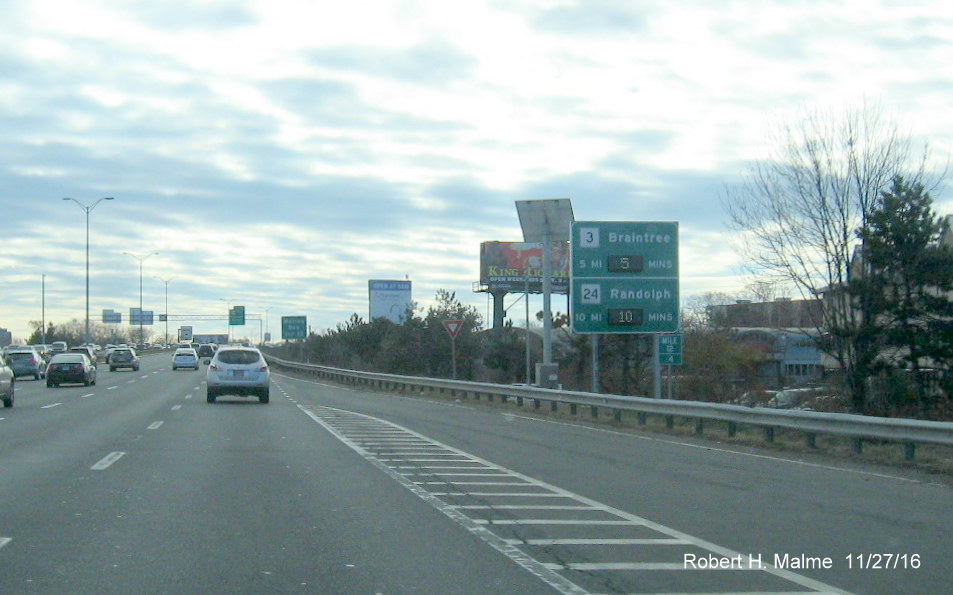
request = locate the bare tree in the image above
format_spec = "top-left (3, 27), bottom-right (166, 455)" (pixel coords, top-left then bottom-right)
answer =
top-left (723, 104), bottom-right (939, 412)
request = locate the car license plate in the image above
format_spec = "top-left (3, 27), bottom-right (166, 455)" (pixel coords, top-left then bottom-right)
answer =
top-left (232, 370), bottom-right (244, 378)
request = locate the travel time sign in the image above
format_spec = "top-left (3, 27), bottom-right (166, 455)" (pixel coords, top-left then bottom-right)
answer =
top-left (570, 221), bottom-right (679, 334)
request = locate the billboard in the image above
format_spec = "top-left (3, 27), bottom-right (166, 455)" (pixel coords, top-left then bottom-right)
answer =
top-left (369, 280), bottom-right (413, 323)
top-left (479, 241), bottom-right (569, 294)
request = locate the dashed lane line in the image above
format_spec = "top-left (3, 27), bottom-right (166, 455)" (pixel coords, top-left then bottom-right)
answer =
top-left (90, 451), bottom-right (125, 470)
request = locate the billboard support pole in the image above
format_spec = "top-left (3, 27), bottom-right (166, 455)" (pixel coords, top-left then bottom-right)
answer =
top-left (525, 275), bottom-right (531, 385)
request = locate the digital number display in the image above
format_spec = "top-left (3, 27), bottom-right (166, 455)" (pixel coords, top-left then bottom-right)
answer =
top-left (607, 255), bottom-right (643, 273)
top-left (608, 308), bottom-right (643, 326)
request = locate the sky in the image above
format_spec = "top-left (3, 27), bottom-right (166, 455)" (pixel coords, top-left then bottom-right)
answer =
top-left (2, 0), bottom-right (953, 343)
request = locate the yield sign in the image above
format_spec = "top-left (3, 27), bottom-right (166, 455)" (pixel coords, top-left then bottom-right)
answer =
top-left (442, 319), bottom-right (464, 339)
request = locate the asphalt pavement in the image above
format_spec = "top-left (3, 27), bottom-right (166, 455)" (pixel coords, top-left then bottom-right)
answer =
top-left (1, 353), bottom-right (950, 594)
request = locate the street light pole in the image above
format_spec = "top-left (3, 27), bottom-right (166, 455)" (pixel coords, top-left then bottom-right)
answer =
top-left (154, 276), bottom-right (177, 344)
top-left (63, 197), bottom-right (114, 344)
top-left (123, 251), bottom-right (158, 346)
top-left (220, 298), bottom-right (233, 344)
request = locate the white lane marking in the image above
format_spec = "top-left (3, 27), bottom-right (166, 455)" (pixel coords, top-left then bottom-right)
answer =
top-left (171, 405), bottom-right (182, 411)
top-left (91, 451), bottom-right (125, 470)
top-left (107, 386), bottom-right (118, 391)
top-left (298, 405), bottom-right (587, 595)
top-left (139, 375), bottom-right (148, 379)
top-left (184, 394), bottom-right (192, 399)
top-left (41, 403), bottom-right (62, 409)
top-left (508, 538), bottom-right (690, 546)
top-left (81, 393), bottom-right (94, 398)
top-left (302, 405), bottom-right (853, 595)
top-left (147, 421), bottom-right (163, 430)
top-left (0, 537), bottom-right (11, 550)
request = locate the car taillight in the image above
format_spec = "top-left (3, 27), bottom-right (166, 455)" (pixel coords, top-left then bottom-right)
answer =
top-left (30, 359), bottom-right (37, 365)
top-left (209, 364), bottom-right (219, 371)
top-left (260, 365), bottom-right (268, 372)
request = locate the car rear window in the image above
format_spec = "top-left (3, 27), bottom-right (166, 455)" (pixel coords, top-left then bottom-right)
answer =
top-left (7, 352), bottom-right (36, 361)
top-left (216, 350), bottom-right (262, 365)
top-left (52, 355), bottom-right (85, 364)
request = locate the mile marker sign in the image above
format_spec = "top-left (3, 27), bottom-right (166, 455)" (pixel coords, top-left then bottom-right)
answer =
top-left (443, 320), bottom-right (464, 339)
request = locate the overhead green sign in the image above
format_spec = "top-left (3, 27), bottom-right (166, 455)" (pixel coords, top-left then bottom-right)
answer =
top-left (571, 221), bottom-right (679, 334)
top-left (229, 306), bottom-right (245, 326)
top-left (281, 316), bottom-right (307, 340)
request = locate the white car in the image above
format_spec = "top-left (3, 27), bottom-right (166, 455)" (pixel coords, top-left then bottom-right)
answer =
top-left (171, 348), bottom-right (200, 370)
top-left (206, 346), bottom-right (270, 404)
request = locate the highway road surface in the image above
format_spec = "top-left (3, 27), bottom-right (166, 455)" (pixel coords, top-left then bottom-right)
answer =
top-left (1, 352), bottom-right (949, 594)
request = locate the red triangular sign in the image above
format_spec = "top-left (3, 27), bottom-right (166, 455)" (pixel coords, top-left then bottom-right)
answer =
top-left (443, 319), bottom-right (464, 339)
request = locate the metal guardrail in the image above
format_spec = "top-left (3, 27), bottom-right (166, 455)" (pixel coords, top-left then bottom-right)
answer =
top-left (266, 355), bottom-right (953, 461)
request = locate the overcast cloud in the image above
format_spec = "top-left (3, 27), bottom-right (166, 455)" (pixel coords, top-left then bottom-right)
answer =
top-left (2, 0), bottom-right (952, 342)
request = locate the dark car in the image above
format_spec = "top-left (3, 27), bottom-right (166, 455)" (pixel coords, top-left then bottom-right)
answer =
top-left (109, 348), bottom-right (140, 371)
top-left (46, 353), bottom-right (97, 387)
top-left (197, 344), bottom-right (216, 359)
top-left (4, 348), bottom-right (45, 380)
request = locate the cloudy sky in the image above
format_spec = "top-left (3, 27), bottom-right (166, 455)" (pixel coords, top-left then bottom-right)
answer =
top-left (2, 0), bottom-right (952, 343)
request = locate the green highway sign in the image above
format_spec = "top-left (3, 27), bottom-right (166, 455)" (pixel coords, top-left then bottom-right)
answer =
top-left (571, 221), bottom-right (679, 334)
top-left (229, 306), bottom-right (245, 326)
top-left (659, 333), bottom-right (683, 365)
top-left (281, 316), bottom-right (307, 340)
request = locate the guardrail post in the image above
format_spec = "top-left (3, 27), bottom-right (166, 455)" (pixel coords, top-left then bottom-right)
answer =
top-left (570, 403), bottom-right (577, 415)
top-left (591, 406), bottom-right (598, 418)
top-left (551, 400), bottom-right (558, 412)
top-left (533, 399), bottom-right (541, 410)
top-left (764, 427), bottom-right (775, 443)
top-left (613, 409), bottom-right (621, 422)
top-left (638, 412), bottom-right (647, 425)
top-left (517, 396), bottom-right (523, 407)
top-left (852, 438), bottom-right (863, 454)
top-left (806, 433), bottom-right (817, 449)
top-left (727, 422), bottom-right (737, 437)
top-left (695, 418), bottom-right (703, 435)
top-left (666, 416), bottom-right (674, 429)
top-left (903, 441), bottom-right (916, 461)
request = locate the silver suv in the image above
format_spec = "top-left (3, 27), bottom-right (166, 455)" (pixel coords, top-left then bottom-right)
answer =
top-left (205, 346), bottom-right (270, 404)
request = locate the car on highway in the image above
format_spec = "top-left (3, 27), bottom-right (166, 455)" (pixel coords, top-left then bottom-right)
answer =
top-left (45, 353), bottom-right (97, 387)
top-left (4, 347), bottom-right (46, 380)
top-left (0, 358), bottom-right (13, 407)
top-left (70, 345), bottom-right (97, 360)
top-left (171, 347), bottom-right (200, 370)
top-left (49, 341), bottom-right (67, 356)
top-left (109, 347), bottom-right (140, 372)
top-left (197, 343), bottom-right (216, 359)
top-left (206, 345), bottom-right (270, 403)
